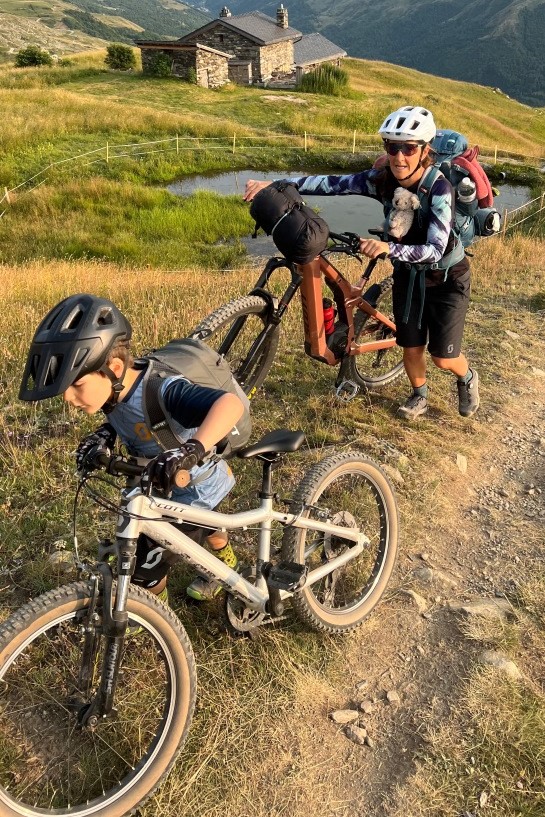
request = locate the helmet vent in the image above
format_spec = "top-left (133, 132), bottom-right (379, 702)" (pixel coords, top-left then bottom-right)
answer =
top-left (74, 347), bottom-right (89, 367)
top-left (45, 355), bottom-right (62, 386)
top-left (63, 305), bottom-right (85, 332)
top-left (97, 307), bottom-right (114, 326)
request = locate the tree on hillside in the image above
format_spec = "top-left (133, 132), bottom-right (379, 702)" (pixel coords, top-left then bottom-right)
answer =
top-left (105, 43), bottom-right (136, 71)
top-left (15, 46), bottom-right (53, 68)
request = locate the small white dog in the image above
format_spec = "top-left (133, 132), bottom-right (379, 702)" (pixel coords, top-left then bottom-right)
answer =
top-left (388, 187), bottom-right (420, 239)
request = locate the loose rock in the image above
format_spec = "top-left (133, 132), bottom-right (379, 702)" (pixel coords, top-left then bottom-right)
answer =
top-left (330, 709), bottom-right (360, 725)
top-left (400, 589), bottom-right (428, 614)
top-left (480, 650), bottom-right (522, 679)
top-left (345, 725), bottom-right (367, 745)
top-left (386, 690), bottom-right (401, 705)
top-left (456, 453), bottom-right (468, 474)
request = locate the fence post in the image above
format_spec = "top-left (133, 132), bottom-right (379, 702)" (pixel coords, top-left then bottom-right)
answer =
top-left (352, 130), bottom-right (356, 154)
top-left (304, 131), bottom-right (307, 152)
top-left (106, 142), bottom-right (109, 164)
top-left (541, 192), bottom-right (545, 211)
top-left (232, 133), bottom-right (236, 154)
top-left (176, 134), bottom-right (179, 154)
top-left (494, 145), bottom-right (498, 165)
top-left (502, 208), bottom-right (508, 238)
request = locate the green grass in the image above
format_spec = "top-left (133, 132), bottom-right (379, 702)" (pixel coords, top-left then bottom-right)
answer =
top-left (0, 180), bottom-right (253, 267)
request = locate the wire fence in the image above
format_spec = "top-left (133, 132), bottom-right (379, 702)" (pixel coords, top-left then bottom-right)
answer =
top-left (1, 132), bottom-right (545, 235)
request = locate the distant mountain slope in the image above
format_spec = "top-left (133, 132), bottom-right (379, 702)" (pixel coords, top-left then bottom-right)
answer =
top-left (0, 0), bottom-right (210, 56)
top-left (188, 0), bottom-right (545, 106)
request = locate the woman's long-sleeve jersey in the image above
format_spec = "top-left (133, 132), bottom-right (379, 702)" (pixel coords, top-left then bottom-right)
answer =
top-left (285, 168), bottom-right (456, 267)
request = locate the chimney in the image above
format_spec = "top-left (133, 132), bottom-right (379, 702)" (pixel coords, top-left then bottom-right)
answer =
top-left (276, 4), bottom-right (288, 28)
top-left (219, 6), bottom-right (231, 17)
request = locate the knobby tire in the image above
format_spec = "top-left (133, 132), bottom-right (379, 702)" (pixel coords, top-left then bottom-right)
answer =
top-left (0, 581), bottom-right (196, 817)
top-left (282, 453), bottom-right (399, 633)
top-left (190, 295), bottom-right (279, 397)
top-left (342, 276), bottom-right (405, 390)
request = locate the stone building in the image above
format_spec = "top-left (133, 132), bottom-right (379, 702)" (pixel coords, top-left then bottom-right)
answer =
top-left (138, 41), bottom-right (232, 88)
top-left (137, 5), bottom-right (346, 88)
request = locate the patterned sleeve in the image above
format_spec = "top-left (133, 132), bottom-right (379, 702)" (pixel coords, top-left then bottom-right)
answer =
top-left (388, 175), bottom-right (452, 264)
top-left (286, 170), bottom-right (380, 199)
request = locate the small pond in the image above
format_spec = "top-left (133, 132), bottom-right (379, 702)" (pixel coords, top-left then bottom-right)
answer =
top-left (167, 170), bottom-right (531, 259)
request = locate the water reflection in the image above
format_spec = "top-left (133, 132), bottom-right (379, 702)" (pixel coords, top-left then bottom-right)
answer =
top-left (167, 170), bottom-right (530, 259)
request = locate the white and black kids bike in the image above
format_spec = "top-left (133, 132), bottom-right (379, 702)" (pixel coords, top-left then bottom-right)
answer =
top-left (0, 429), bottom-right (398, 817)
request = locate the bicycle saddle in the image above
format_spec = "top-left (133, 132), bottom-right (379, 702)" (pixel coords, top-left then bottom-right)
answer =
top-left (237, 429), bottom-right (305, 459)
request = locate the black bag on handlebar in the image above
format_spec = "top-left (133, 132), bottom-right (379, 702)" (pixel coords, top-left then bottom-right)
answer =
top-left (250, 181), bottom-right (329, 265)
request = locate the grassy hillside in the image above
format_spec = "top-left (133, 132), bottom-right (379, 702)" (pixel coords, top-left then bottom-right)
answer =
top-left (0, 0), bottom-right (209, 60)
top-left (0, 51), bottom-right (543, 269)
top-left (0, 46), bottom-right (544, 817)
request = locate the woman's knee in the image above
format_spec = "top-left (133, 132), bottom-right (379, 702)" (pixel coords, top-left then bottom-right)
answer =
top-left (403, 346), bottom-right (426, 362)
top-left (431, 355), bottom-right (456, 370)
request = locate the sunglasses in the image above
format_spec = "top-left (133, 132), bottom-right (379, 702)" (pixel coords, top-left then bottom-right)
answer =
top-left (384, 141), bottom-right (423, 157)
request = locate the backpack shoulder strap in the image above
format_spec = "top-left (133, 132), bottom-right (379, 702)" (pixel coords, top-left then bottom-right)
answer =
top-left (142, 358), bottom-right (185, 451)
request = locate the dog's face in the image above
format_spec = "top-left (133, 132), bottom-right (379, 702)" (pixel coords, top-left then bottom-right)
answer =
top-left (392, 187), bottom-right (420, 211)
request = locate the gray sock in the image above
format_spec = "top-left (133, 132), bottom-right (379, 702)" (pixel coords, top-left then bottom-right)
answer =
top-left (413, 384), bottom-right (428, 398)
top-left (458, 368), bottom-right (473, 385)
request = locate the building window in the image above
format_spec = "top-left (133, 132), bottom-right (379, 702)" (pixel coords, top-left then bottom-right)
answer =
top-left (219, 34), bottom-right (224, 43)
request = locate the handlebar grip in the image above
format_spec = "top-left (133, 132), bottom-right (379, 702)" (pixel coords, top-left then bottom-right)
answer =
top-left (367, 228), bottom-right (385, 238)
top-left (91, 450), bottom-right (145, 477)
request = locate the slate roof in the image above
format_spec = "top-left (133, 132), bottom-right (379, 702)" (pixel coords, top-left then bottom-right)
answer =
top-left (178, 11), bottom-right (301, 46)
top-left (294, 33), bottom-right (347, 66)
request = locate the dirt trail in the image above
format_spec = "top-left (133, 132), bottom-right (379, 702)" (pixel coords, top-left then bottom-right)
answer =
top-left (281, 377), bottom-right (545, 817)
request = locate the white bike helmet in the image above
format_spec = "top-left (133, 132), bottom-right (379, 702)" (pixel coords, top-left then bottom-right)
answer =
top-left (378, 106), bottom-right (436, 143)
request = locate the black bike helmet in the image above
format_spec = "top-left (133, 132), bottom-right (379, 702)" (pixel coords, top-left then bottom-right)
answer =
top-left (19, 293), bottom-right (132, 402)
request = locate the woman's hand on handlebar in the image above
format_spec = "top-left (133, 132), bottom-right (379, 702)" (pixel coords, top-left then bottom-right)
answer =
top-left (243, 179), bottom-right (272, 202)
top-left (358, 237), bottom-right (390, 260)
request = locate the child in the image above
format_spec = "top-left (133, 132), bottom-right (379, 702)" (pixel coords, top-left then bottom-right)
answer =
top-left (19, 292), bottom-right (244, 601)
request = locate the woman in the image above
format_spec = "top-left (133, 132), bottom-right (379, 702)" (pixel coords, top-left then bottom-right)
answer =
top-left (244, 105), bottom-right (479, 420)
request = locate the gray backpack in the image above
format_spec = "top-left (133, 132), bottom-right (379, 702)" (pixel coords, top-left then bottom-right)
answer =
top-left (142, 338), bottom-right (252, 457)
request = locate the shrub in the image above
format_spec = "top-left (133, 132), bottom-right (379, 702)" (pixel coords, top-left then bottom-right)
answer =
top-left (105, 43), bottom-right (136, 71)
top-left (299, 63), bottom-right (349, 96)
top-left (186, 67), bottom-right (197, 85)
top-left (146, 52), bottom-right (172, 78)
top-left (15, 46), bottom-right (53, 68)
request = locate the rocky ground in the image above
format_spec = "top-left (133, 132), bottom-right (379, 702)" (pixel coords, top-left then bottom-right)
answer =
top-left (282, 373), bottom-right (544, 817)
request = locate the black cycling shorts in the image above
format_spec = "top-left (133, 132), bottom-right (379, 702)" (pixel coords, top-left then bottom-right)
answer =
top-left (392, 267), bottom-right (470, 358)
top-left (132, 522), bottom-right (214, 589)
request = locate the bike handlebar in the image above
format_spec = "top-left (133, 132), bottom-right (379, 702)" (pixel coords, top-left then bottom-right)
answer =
top-left (327, 230), bottom-right (388, 261)
top-left (92, 451), bottom-right (145, 478)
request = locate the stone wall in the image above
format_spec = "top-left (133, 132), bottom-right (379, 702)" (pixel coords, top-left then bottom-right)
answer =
top-left (196, 49), bottom-right (230, 88)
top-left (140, 46), bottom-right (229, 88)
top-left (184, 24), bottom-right (293, 82)
top-left (259, 41), bottom-right (294, 80)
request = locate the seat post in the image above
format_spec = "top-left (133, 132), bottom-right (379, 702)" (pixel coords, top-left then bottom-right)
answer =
top-left (259, 458), bottom-right (278, 499)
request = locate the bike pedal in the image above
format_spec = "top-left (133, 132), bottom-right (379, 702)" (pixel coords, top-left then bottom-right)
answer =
top-left (335, 379), bottom-right (359, 402)
top-left (264, 561), bottom-right (307, 592)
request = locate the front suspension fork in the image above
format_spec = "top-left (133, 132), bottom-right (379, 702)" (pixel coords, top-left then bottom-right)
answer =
top-left (78, 540), bottom-right (137, 727)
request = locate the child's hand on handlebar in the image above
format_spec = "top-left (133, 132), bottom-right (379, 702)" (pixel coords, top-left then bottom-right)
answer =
top-left (358, 238), bottom-right (390, 260)
top-left (141, 440), bottom-right (206, 496)
top-left (243, 179), bottom-right (272, 202)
